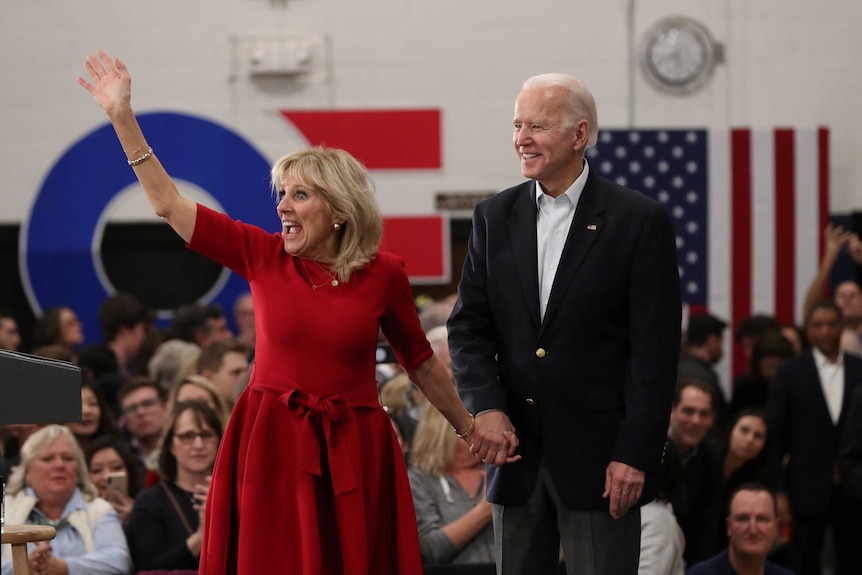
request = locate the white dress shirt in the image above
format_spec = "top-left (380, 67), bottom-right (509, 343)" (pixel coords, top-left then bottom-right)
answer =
top-left (812, 347), bottom-right (845, 425)
top-left (536, 160), bottom-right (589, 320)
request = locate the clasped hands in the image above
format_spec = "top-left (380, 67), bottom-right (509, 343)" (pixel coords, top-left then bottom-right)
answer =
top-left (464, 411), bottom-right (521, 467)
top-left (463, 412), bottom-right (644, 519)
top-left (28, 542), bottom-right (65, 575)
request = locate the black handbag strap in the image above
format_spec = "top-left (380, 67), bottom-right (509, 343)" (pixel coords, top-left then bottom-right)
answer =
top-left (162, 482), bottom-right (195, 536)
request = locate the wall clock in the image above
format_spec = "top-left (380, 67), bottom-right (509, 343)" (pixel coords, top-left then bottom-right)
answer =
top-left (641, 16), bottom-right (719, 94)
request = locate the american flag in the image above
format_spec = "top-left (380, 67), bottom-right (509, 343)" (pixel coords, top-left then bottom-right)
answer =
top-left (586, 128), bottom-right (829, 394)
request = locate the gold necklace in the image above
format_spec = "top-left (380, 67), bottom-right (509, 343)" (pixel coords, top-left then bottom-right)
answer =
top-left (299, 258), bottom-right (340, 289)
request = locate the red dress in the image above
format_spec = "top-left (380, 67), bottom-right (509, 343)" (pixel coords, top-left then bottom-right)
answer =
top-left (190, 205), bottom-right (430, 575)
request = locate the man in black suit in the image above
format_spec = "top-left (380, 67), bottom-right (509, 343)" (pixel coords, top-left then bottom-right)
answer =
top-left (838, 384), bottom-right (862, 503)
top-left (447, 73), bottom-right (681, 574)
top-left (767, 300), bottom-right (862, 575)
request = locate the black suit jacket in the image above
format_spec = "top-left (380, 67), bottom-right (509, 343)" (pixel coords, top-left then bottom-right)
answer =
top-left (766, 351), bottom-right (862, 515)
top-left (838, 384), bottom-right (862, 503)
top-left (448, 171), bottom-right (681, 510)
top-left (670, 440), bottom-right (723, 565)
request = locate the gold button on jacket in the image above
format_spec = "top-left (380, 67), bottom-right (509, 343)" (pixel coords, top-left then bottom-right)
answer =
top-left (535, 348), bottom-right (546, 358)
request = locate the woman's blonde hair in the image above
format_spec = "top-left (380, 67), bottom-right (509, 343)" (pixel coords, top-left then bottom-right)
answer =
top-left (410, 406), bottom-right (456, 477)
top-left (148, 339), bottom-right (201, 390)
top-left (379, 372), bottom-right (412, 415)
top-left (167, 374), bottom-right (231, 429)
top-left (271, 147), bottom-right (383, 282)
top-left (7, 425), bottom-right (99, 499)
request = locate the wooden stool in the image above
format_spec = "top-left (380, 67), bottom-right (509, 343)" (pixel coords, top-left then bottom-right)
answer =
top-left (1, 525), bottom-right (57, 575)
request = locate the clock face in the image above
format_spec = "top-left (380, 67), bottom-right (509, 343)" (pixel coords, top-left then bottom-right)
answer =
top-left (642, 17), bottom-right (716, 93)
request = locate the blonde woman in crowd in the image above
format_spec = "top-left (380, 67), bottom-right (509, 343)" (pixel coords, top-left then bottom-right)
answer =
top-left (148, 339), bottom-right (201, 391)
top-left (167, 374), bottom-right (232, 428)
top-left (409, 406), bottom-right (495, 566)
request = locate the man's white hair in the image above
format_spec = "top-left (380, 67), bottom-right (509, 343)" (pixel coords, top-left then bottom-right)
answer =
top-left (522, 73), bottom-right (598, 147)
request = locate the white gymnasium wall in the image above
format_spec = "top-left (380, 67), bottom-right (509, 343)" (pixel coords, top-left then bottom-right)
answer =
top-left (1, 0), bottom-right (861, 224)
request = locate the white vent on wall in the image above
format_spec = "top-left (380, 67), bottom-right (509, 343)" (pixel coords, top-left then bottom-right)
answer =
top-left (249, 38), bottom-right (311, 76)
top-left (230, 34), bottom-right (329, 82)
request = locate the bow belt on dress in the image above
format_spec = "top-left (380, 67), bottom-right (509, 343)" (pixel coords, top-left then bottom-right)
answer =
top-left (251, 382), bottom-right (380, 495)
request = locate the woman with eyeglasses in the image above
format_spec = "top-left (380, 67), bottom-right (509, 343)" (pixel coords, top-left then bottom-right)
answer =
top-left (126, 401), bottom-right (223, 572)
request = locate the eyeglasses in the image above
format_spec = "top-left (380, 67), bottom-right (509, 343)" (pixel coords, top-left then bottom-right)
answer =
top-left (174, 430), bottom-right (217, 444)
top-left (122, 397), bottom-right (161, 415)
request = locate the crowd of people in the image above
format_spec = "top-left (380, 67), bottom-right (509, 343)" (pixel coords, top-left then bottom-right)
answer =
top-left (667, 231), bottom-right (862, 575)
top-left (0, 293), bottom-right (252, 575)
top-left (10, 288), bottom-right (862, 574)
top-left (1, 294), bottom-right (509, 575)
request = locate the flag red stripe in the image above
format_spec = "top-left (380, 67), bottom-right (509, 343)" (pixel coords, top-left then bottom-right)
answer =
top-left (819, 127), bottom-right (831, 299)
top-left (688, 304), bottom-right (708, 316)
top-left (773, 129), bottom-right (796, 323)
top-left (731, 129), bottom-right (753, 380)
top-left (278, 109), bottom-right (441, 170)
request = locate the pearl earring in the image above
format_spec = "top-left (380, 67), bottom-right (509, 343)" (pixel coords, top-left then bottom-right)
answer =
top-left (333, 223), bottom-right (342, 231)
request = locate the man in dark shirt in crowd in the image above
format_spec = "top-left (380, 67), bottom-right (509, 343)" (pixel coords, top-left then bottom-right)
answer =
top-left (686, 483), bottom-right (793, 575)
top-left (118, 376), bottom-right (168, 469)
top-left (668, 379), bottom-right (723, 566)
top-left (679, 313), bottom-right (729, 438)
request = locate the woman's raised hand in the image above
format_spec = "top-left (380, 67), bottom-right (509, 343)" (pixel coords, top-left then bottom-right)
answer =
top-left (77, 50), bottom-right (131, 117)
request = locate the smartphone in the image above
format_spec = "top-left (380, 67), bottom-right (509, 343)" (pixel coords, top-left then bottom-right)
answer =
top-left (105, 471), bottom-right (128, 498)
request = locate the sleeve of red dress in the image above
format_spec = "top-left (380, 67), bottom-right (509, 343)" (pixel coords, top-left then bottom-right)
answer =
top-left (379, 253), bottom-right (434, 372)
top-left (187, 203), bottom-right (281, 281)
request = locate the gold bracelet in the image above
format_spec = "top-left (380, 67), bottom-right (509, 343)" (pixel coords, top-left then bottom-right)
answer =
top-left (127, 146), bottom-right (154, 167)
top-left (454, 414), bottom-right (476, 439)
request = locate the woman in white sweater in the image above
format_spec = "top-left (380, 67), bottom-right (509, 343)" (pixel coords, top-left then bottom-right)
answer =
top-left (1, 425), bottom-right (131, 575)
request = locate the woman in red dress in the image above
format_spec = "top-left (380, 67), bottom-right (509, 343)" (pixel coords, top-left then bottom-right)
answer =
top-left (78, 50), bottom-right (519, 575)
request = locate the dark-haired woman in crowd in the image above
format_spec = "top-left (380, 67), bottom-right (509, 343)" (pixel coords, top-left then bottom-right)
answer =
top-left (126, 401), bottom-right (222, 572)
top-left (67, 380), bottom-right (118, 455)
top-left (779, 322), bottom-right (808, 356)
top-left (87, 435), bottom-right (146, 528)
top-left (713, 409), bottom-right (773, 550)
top-left (32, 305), bottom-right (85, 350)
top-left (731, 331), bottom-right (795, 414)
